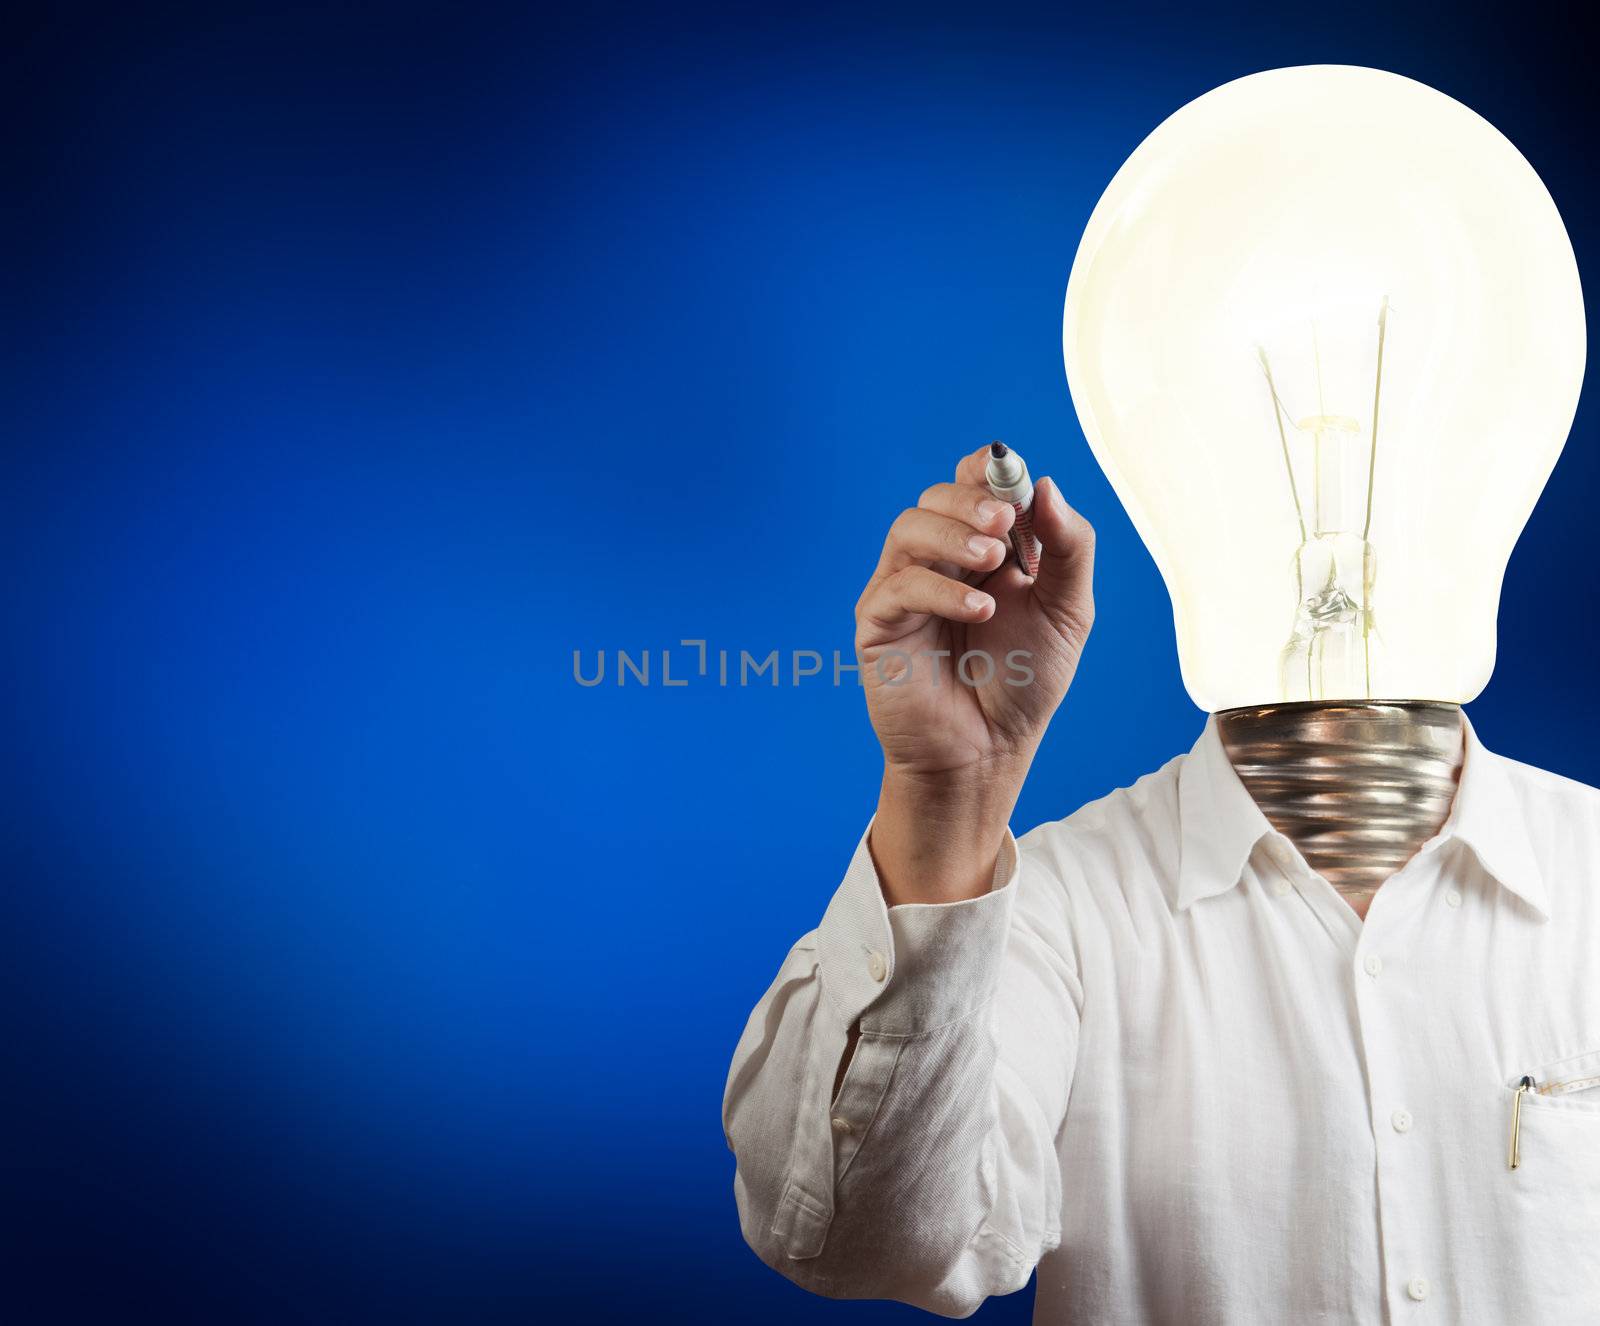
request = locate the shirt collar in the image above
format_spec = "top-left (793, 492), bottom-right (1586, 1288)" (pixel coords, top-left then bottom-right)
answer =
top-left (1444, 716), bottom-right (1548, 919)
top-left (1175, 716), bottom-right (1276, 912)
top-left (1174, 712), bottom-right (1548, 920)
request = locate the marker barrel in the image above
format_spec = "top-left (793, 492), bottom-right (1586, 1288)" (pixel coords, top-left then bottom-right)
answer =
top-left (985, 445), bottom-right (1041, 577)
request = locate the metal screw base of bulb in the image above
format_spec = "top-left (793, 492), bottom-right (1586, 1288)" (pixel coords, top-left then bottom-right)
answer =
top-left (1215, 700), bottom-right (1464, 912)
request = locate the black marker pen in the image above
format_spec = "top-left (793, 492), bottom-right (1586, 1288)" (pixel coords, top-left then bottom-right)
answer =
top-left (985, 442), bottom-right (1040, 576)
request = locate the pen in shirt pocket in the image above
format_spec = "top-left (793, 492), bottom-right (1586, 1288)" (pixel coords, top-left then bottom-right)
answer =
top-left (1508, 1076), bottom-right (1534, 1170)
top-left (1507, 1066), bottom-right (1600, 1168)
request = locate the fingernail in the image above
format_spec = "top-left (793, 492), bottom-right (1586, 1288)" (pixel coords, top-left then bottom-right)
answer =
top-left (967, 533), bottom-right (999, 557)
top-left (976, 499), bottom-right (1008, 524)
top-left (965, 591), bottom-right (992, 614)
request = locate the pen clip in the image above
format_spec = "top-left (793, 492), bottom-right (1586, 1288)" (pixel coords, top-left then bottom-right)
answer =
top-left (1508, 1074), bottom-right (1534, 1170)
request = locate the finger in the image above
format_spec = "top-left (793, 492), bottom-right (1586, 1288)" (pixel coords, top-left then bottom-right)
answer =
top-left (917, 481), bottom-right (1015, 538)
top-left (954, 444), bottom-right (994, 487)
top-left (880, 507), bottom-right (1008, 576)
top-left (1028, 476), bottom-right (1096, 637)
top-left (856, 565), bottom-right (995, 642)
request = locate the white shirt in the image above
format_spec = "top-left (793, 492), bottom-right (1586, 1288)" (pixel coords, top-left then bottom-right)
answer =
top-left (723, 716), bottom-right (1600, 1322)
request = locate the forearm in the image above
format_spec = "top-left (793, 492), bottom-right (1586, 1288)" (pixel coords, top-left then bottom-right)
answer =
top-left (870, 759), bottom-right (1030, 906)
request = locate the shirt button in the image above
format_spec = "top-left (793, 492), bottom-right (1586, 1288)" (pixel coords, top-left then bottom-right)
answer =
top-left (1268, 840), bottom-right (1295, 868)
top-left (1391, 1108), bottom-right (1413, 1133)
top-left (1270, 878), bottom-right (1291, 897)
top-left (1406, 1276), bottom-right (1430, 1302)
top-left (831, 1116), bottom-right (853, 1134)
top-left (1446, 890), bottom-right (1462, 908)
top-left (867, 951), bottom-right (887, 983)
top-left (1364, 954), bottom-right (1384, 978)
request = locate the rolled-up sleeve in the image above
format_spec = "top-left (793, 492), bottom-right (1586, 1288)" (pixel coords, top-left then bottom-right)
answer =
top-left (722, 823), bottom-right (1083, 1317)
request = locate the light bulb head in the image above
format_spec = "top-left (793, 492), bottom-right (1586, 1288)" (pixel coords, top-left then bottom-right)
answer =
top-left (1063, 66), bottom-right (1585, 713)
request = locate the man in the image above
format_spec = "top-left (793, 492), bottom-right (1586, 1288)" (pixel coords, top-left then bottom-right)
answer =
top-left (721, 444), bottom-right (1600, 1321)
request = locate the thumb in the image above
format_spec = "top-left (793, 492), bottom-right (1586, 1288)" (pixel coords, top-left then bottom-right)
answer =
top-left (1028, 476), bottom-right (1096, 638)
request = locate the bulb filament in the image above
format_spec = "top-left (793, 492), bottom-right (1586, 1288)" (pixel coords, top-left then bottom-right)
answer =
top-left (1258, 297), bottom-right (1390, 702)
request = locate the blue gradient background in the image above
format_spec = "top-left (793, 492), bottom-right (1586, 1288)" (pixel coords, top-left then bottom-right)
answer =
top-left (4, 3), bottom-right (1595, 1321)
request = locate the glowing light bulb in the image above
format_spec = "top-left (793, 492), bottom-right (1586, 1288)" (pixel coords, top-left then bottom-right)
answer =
top-left (1063, 66), bottom-right (1586, 712)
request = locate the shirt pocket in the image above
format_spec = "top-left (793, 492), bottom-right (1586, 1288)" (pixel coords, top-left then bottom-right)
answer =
top-left (1499, 1047), bottom-right (1600, 1312)
top-left (1505, 1046), bottom-right (1600, 1163)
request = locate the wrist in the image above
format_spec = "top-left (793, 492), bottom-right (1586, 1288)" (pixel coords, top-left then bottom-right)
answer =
top-left (871, 761), bottom-right (1024, 905)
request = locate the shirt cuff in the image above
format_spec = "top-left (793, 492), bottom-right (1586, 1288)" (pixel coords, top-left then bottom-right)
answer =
top-left (816, 821), bottom-right (1018, 1036)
